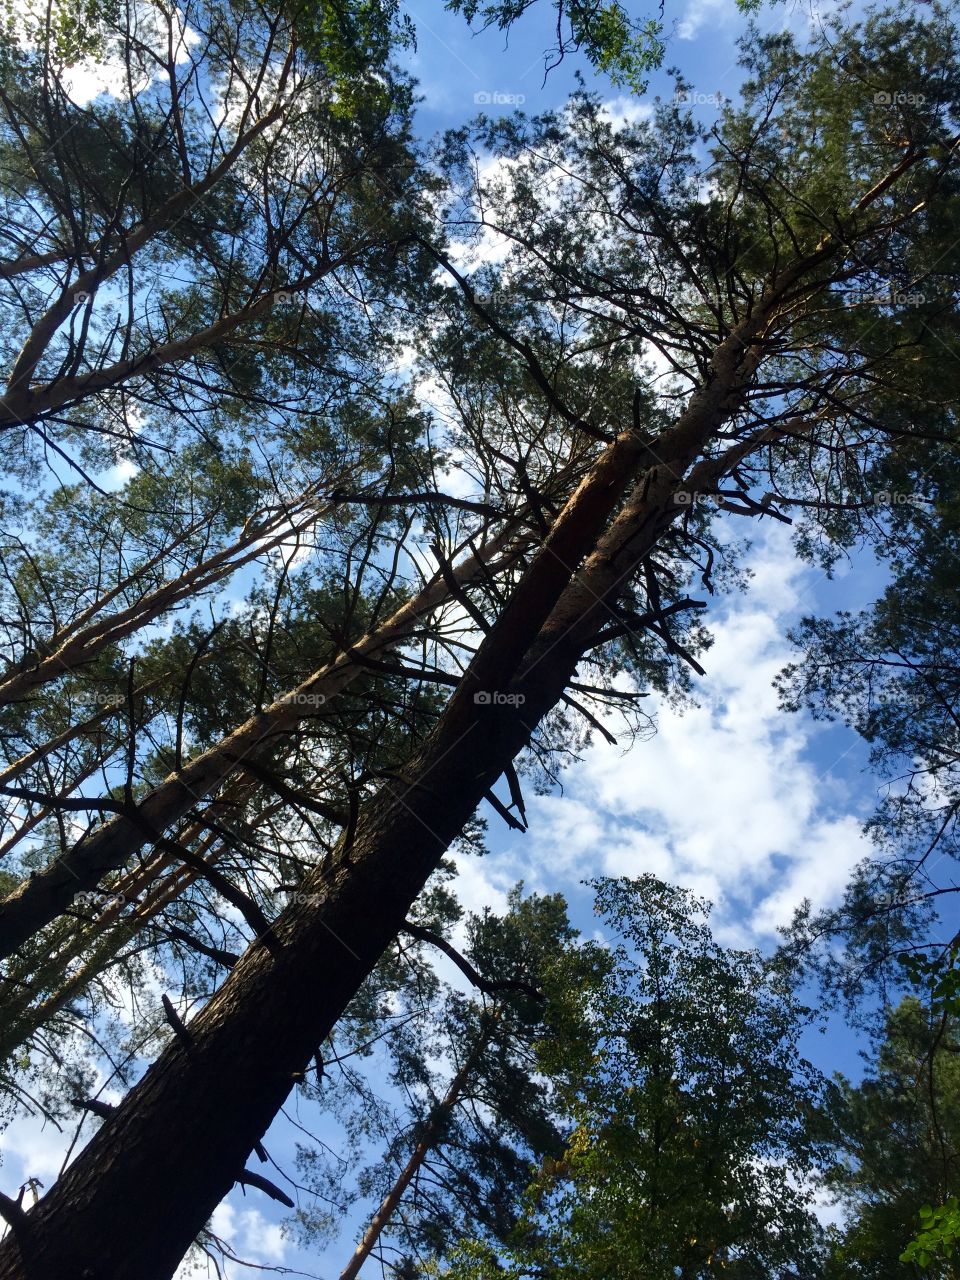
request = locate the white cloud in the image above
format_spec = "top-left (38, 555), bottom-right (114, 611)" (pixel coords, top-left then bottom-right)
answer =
top-left (443, 153), bottom-right (521, 274)
top-left (0, 1109), bottom-right (71, 1184)
top-left (450, 843), bottom-right (515, 926)
top-left (599, 96), bottom-right (654, 130)
top-left (60, 3), bottom-right (200, 105)
top-left (211, 1200), bottom-right (288, 1266)
top-left (64, 57), bottom-right (146, 104)
top-left (464, 523), bottom-right (871, 946)
top-left (676, 0), bottom-right (740, 41)
top-left (170, 1200), bottom-right (288, 1279)
top-left (99, 458), bottom-right (140, 491)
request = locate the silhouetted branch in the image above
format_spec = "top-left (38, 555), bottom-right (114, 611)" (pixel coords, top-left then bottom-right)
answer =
top-left (401, 922), bottom-right (542, 1001)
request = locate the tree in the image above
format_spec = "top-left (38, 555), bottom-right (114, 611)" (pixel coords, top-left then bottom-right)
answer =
top-left (444, 0), bottom-right (665, 89)
top-left (818, 996), bottom-right (960, 1279)
top-left (0, 0), bottom-right (427, 447)
top-left (1, 7), bottom-right (960, 1277)
top-left (441, 876), bottom-right (827, 1280)
top-left (0, 0), bottom-right (447, 971)
top-left (777, 432), bottom-right (960, 1012)
top-left (325, 888), bottom-right (584, 1280)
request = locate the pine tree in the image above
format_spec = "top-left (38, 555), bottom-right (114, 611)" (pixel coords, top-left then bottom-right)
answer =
top-left (0, 7), bottom-right (959, 1276)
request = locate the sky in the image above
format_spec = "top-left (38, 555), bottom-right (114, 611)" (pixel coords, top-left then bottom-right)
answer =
top-left (1, 0), bottom-right (937, 1274)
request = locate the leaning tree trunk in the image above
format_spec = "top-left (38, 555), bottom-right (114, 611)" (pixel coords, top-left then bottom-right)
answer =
top-left (0, 285), bottom-right (798, 1278)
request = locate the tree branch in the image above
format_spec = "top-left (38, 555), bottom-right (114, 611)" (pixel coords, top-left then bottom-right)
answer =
top-left (236, 1170), bottom-right (294, 1208)
top-left (401, 921), bottom-right (542, 1001)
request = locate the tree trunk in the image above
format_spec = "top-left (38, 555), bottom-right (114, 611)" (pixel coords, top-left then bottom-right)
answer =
top-left (339, 1024), bottom-right (492, 1280)
top-left (0, 290), bottom-right (793, 1279)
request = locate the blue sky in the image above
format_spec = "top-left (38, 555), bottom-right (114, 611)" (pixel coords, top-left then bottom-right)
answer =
top-left (403, 0), bottom-right (771, 131)
top-left (4, 0), bottom-right (946, 1274)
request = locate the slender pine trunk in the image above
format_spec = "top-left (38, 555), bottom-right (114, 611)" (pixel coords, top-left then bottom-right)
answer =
top-left (339, 1024), bottom-right (492, 1280)
top-left (0, 491), bottom-right (324, 708)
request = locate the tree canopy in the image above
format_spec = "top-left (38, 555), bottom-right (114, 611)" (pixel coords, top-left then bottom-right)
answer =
top-left (0, 0), bottom-right (958, 1277)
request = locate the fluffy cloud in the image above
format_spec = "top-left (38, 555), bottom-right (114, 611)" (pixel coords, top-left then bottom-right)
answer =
top-left (454, 523), bottom-right (872, 946)
top-left (169, 1201), bottom-right (288, 1279)
top-left (211, 1200), bottom-right (288, 1266)
top-left (62, 3), bottom-right (200, 105)
top-left (598, 96), bottom-right (654, 129)
top-left (0, 1108), bottom-right (73, 1185)
top-left (676, 0), bottom-right (741, 42)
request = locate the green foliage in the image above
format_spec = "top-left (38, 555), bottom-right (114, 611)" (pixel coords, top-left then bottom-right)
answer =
top-left (5, 7), bottom-right (960, 1275)
top-left (441, 876), bottom-right (826, 1279)
top-left (445, 0), bottom-right (664, 89)
top-left (287, 0), bottom-right (415, 115)
top-left (0, 0), bottom-right (120, 65)
top-left (292, 885), bottom-right (591, 1273)
top-left (817, 998), bottom-right (960, 1279)
top-left (902, 1200), bottom-right (960, 1270)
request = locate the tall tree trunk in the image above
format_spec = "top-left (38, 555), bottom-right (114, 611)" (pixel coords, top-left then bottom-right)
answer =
top-left (339, 1022), bottom-right (493, 1280)
top-left (0, 284), bottom-right (806, 1279)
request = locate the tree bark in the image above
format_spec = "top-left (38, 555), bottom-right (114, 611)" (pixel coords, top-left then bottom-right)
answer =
top-left (0, 282), bottom-right (806, 1279)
